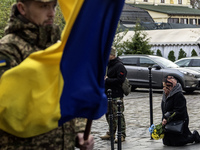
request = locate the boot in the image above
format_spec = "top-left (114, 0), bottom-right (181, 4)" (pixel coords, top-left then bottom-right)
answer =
top-left (193, 130), bottom-right (200, 143)
top-left (100, 132), bottom-right (115, 140)
top-left (114, 136), bottom-right (125, 143)
top-left (187, 134), bottom-right (195, 144)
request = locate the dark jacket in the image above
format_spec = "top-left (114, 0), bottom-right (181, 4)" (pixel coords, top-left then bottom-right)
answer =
top-left (161, 83), bottom-right (192, 146)
top-left (105, 57), bottom-right (127, 98)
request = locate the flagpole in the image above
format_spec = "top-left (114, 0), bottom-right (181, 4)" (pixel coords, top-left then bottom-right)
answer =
top-left (84, 119), bottom-right (92, 140)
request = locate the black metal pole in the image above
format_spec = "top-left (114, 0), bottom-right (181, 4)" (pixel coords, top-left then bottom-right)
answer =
top-left (117, 100), bottom-right (122, 150)
top-left (107, 89), bottom-right (114, 150)
top-left (148, 66), bottom-right (153, 139)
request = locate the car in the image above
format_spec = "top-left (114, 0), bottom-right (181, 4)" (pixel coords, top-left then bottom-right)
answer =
top-left (119, 55), bottom-right (200, 93)
top-left (174, 57), bottom-right (200, 72)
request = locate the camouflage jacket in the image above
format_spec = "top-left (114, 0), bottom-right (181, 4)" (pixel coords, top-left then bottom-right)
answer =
top-left (0, 4), bottom-right (60, 76)
top-left (0, 4), bottom-right (86, 150)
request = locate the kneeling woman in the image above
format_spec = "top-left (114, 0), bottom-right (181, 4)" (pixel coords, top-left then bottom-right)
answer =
top-left (161, 75), bottom-right (200, 146)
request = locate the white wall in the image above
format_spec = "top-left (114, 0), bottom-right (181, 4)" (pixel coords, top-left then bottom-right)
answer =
top-left (151, 45), bottom-right (200, 60)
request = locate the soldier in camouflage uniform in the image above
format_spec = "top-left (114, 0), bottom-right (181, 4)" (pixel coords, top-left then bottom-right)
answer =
top-left (100, 47), bottom-right (126, 143)
top-left (0, 0), bottom-right (93, 149)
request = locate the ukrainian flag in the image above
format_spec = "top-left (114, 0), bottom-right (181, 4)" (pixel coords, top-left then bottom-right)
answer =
top-left (0, 0), bottom-right (125, 138)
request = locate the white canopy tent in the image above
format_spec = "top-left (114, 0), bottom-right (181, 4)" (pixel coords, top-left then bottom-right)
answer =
top-left (118, 28), bottom-right (200, 60)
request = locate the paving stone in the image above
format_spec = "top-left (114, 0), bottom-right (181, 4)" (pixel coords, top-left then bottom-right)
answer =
top-left (77, 89), bottom-right (200, 150)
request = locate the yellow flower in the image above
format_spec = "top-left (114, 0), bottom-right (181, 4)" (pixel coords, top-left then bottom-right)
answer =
top-left (160, 134), bottom-right (164, 139)
top-left (152, 133), bottom-right (159, 140)
top-left (149, 123), bottom-right (165, 140)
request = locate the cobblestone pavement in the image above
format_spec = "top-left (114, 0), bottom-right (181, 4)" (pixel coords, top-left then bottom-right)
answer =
top-left (90, 89), bottom-right (200, 150)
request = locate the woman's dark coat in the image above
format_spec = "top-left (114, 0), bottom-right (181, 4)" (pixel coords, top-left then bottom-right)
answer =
top-left (161, 83), bottom-right (192, 146)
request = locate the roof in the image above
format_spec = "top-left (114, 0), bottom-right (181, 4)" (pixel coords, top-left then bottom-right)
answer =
top-left (120, 4), bottom-right (154, 24)
top-left (118, 21), bottom-right (200, 31)
top-left (130, 4), bottom-right (200, 16)
top-left (119, 28), bottom-right (200, 46)
top-left (140, 22), bottom-right (200, 30)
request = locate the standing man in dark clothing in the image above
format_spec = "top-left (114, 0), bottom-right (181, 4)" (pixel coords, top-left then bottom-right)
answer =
top-left (100, 46), bottom-right (127, 143)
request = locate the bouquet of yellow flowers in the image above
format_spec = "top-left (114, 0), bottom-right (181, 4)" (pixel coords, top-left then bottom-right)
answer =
top-left (149, 123), bottom-right (164, 140)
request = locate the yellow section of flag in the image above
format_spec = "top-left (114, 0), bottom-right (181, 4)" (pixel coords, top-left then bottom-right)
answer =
top-left (0, 0), bottom-right (84, 138)
top-left (0, 60), bottom-right (6, 67)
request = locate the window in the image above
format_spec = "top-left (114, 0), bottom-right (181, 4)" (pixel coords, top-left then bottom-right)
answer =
top-left (176, 59), bottom-right (190, 67)
top-left (168, 18), bottom-right (179, 23)
top-left (180, 18), bottom-right (188, 24)
top-left (198, 19), bottom-right (200, 25)
top-left (121, 58), bottom-right (138, 66)
top-left (191, 59), bottom-right (200, 67)
top-left (178, 0), bottom-right (182, 4)
top-left (161, 0), bottom-right (165, 3)
top-left (140, 58), bottom-right (156, 67)
top-left (189, 19), bottom-right (197, 25)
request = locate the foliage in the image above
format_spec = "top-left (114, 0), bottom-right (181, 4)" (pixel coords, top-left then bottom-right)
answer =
top-left (112, 23), bottom-right (128, 56)
top-left (116, 23), bottom-right (153, 56)
top-left (191, 49), bottom-right (198, 56)
top-left (0, 0), bottom-right (65, 38)
top-left (168, 51), bottom-right (176, 62)
top-left (0, 0), bottom-right (15, 38)
top-left (156, 49), bottom-right (162, 57)
top-left (149, 123), bottom-right (164, 140)
top-left (54, 4), bottom-right (65, 31)
top-left (178, 48), bottom-right (187, 60)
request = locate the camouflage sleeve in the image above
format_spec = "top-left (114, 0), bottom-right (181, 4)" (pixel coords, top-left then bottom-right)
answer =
top-left (0, 43), bottom-right (21, 77)
top-left (75, 118), bottom-right (87, 133)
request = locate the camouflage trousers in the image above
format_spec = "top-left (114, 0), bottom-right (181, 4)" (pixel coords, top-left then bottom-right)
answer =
top-left (0, 120), bottom-right (76, 150)
top-left (105, 97), bottom-right (126, 138)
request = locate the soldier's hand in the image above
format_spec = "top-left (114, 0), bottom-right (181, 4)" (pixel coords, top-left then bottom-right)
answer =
top-left (104, 76), bottom-right (108, 80)
top-left (77, 133), bottom-right (94, 150)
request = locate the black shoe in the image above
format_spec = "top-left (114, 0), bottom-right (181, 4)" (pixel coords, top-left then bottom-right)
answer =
top-left (193, 130), bottom-right (200, 143)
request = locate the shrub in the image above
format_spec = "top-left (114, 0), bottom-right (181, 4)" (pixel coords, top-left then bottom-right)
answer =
top-left (178, 48), bottom-right (187, 59)
top-left (156, 49), bottom-right (162, 57)
top-left (168, 51), bottom-right (176, 62)
top-left (191, 49), bottom-right (198, 56)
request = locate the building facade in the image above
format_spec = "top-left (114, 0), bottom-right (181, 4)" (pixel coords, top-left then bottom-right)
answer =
top-left (125, 0), bottom-right (200, 25)
top-left (126, 0), bottom-right (190, 6)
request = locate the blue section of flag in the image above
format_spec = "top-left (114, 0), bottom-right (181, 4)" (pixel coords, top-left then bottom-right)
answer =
top-left (59, 0), bottom-right (125, 125)
top-left (0, 60), bottom-right (6, 63)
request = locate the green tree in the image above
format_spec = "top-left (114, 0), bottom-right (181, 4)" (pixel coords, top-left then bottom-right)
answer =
top-left (156, 49), bottom-right (162, 57)
top-left (112, 23), bottom-right (128, 56)
top-left (178, 48), bottom-right (187, 59)
top-left (191, 49), bottom-right (198, 56)
top-left (168, 51), bottom-right (176, 62)
top-left (54, 4), bottom-right (65, 31)
top-left (0, 0), bottom-right (15, 38)
top-left (117, 23), bottom-right (153, 55)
